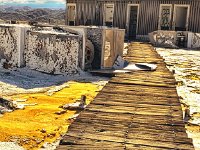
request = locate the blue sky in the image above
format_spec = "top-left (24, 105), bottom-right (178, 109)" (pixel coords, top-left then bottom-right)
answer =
top-left (1, 0), bottom-right (65, 9)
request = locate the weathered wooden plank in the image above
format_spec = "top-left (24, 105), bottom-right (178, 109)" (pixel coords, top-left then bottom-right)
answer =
top-left (106, 83), bottom-right (177, 89)
top-left (57, 145), bottom-right (123, 150)
top-left (109, 80), bottom-right (176, 88)
top-left (56, 43), bottom-right (194, 150)
top-left (112, 76), bottom-right (176, 84)
top-left (85, 104), bottom-right (182, 117)
top-left (59, 135), bottom-right (124, 149)
top-left (75, 115), bottom-right (184, 129)
top-left (95, 93), bottom-right (181, 105)
top-left (99, 90), bottom-right (179, 99)
top-left (102, 85), bottom-right (178, 97)
top-left (65, 131), bottom-right (125, 143)
top-left (91, 100), bottom-right (182, 110)
top-left (93, 98), bottom-right (181, 107)
top-left (125, 144), bottom-right (174, 150)
top-left (125, 138), bottom-right (194, 150)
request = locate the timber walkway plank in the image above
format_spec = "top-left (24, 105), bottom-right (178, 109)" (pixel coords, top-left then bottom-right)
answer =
top-left (56, 42), bottom-right (194, 150)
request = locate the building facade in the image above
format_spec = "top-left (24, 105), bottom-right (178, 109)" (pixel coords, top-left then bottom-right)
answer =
top-left (66, 0), bottom-right (200, 40)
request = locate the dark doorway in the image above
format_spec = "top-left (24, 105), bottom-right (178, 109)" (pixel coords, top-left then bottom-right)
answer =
top-left (67, 4), bottom-right (76, 26)
top-left (128, 6), bottom-right (138, 39)
top-left (174, 6), bottom-right (189, 31)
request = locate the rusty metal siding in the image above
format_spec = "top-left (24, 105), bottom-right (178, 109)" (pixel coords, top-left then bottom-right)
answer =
top-left (67, 0), bottom-right (200, 35)
top-left (137, 0), bottom-right (196, 35)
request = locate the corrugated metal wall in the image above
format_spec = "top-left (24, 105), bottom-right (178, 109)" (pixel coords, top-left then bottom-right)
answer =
top-left (67, 0), bottom-right (200, 36)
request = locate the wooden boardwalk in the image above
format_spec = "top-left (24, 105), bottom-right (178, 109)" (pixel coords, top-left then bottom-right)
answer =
top-left (56, 43), bottom-right (194, 150)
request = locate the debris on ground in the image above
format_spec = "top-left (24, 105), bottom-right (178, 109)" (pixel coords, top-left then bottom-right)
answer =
top-left (113, 55), bottom-right (157, 71)
top-left (91, 55), bottom-right (158, 77)
top-left (61, 95), bottom-right (87, 110)
top-left (113, 56), bottom-right (129, 69)
top-left (0, 98), bottom-right (14, 114)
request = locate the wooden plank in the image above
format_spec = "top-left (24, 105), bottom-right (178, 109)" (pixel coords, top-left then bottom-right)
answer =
top-left (125, 144), bottom-right (173, 150)
top-left (85, 104), bottom-right (182, 117)
top-left (93, 96), bottom-right (181, 107)
top-left (56, 43), bottom-right (194, 150)
top-left (95, 93), bottom-right (181, 105)
top-left (59, 135), bottom-right (124, 149)
top-left (57, 145), bottom-right (124, 150)
top-left (125, 138), bottom-right (194, 150)
top-left (109, 80), bottom-right (176, 88)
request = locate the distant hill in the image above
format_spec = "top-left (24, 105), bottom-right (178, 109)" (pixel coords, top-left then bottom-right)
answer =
top-left (0, 6), bottom-right (65, 25)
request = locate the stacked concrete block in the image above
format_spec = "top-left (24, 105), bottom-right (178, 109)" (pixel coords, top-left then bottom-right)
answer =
top-left (149, 30), bottom-right (178, 48)
top-left (0, 24), bottom-right (80, 74)
top-left (0, 25), bottom-right (21, 67)
top-left (61, 26), bottom-right (125, 70)
top-left (187, 32), bottom-right (200, 49)
top-left (61, 26), bottom-right (86, 70)
top-left (25, 31), bottom-right (80, 74)
top-left (0, 24), bottom-right (125, 74)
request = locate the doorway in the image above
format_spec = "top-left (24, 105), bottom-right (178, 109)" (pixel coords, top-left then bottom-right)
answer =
top-left (173, 5), bottom-right (190, 31)
top-left (126, 4), bottom-right (139, 39)
top-left (158, 4), bottom-right (172, 30)
top-left (67, 3), bottom-right (76, 26)
top-left (104, 4), bottom-right (114, 27)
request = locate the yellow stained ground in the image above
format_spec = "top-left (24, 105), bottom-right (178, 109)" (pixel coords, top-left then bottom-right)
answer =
top-left (0, 81), bottom-right (102, 150)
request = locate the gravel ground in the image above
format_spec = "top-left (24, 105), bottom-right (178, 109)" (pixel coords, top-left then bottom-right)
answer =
top-left (156, 47), bottom-right (200, 150)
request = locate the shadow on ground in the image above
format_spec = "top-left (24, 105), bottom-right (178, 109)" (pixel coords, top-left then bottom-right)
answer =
top-left (0, 67), bottom-right (108, 90)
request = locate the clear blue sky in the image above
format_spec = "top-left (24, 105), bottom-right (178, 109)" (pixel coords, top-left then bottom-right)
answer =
top-left (1, 0), bottom-right (65, 9)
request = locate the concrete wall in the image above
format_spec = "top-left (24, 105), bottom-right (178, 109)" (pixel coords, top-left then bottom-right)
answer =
top-left (0, 24), bottom-right (125, 73)
top-left (25, 31), bottom-right (80, 74)
top-left (149, 30), bottom-right (200, 49)
top-left (61, 26), bottom-right (87, 70)
top-left (0, 24), bottom-right (30, 67)
top-left (0, 24), bottom-right (80, 74)
top-left (188, 32), bottom-right (200, 49)
top-left (0, 25), bottom-right (20, 66)
top-left (149, 30), bottom-right (178, 48)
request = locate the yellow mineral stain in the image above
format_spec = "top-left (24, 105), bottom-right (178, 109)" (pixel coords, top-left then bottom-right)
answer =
top-left (0, 81), bottom-right (102, 150)
top-left (184, 74), bottom-right (200, 80)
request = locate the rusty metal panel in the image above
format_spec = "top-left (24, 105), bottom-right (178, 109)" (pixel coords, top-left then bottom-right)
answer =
top-left (102, 29), bottom-right (115, 68)
top-left (102, 28), bottom-right (125, 69)
top-left (67, 0), bottom-right (200, 37)
top-left (114, 29), bottom-right (125, 57)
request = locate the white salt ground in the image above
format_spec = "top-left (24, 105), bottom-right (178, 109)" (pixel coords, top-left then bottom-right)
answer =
top-left (156, 47), bottom-right (200, 150)
top-left (0, 67), bottom-right (109, 96)
top-left (0, 142), bottom-right (24, 150)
